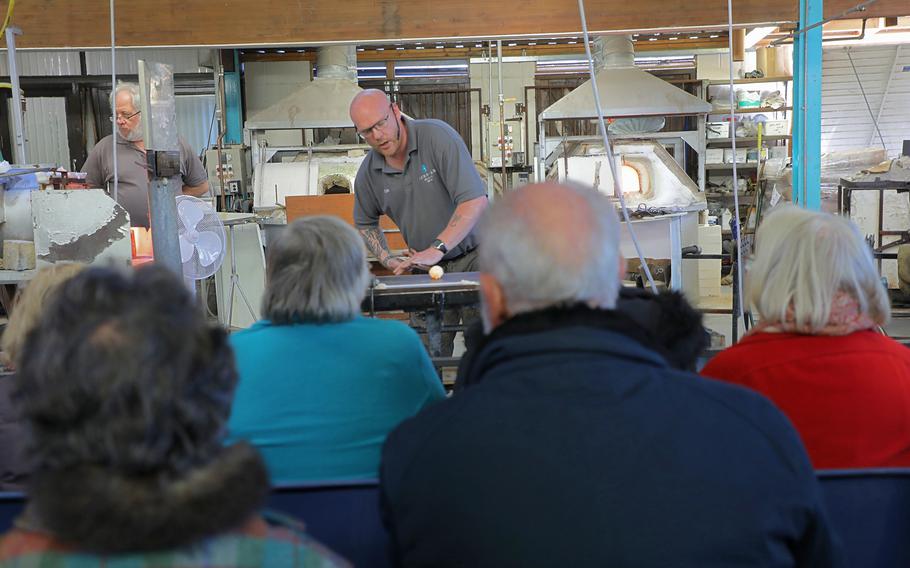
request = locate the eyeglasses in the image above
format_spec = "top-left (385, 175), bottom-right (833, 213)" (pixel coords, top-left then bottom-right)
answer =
top-left (113, 110), bottom-right (141, 122)
top-left (356, 104), bottom-right (394, 140)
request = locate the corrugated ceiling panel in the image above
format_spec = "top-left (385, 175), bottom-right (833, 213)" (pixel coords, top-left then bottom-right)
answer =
top-left (0, 50), bottom-right (81, 76)
top-left (84, 48), bottom-right (213, 75)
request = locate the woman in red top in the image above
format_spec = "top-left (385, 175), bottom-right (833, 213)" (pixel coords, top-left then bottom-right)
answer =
top-left (702, 205), bottom-right (910, 469)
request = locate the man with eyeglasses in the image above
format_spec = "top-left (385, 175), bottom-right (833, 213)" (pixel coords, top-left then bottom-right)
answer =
top-left (82, 82), bottom-right (209, 228)
top-left (350, 89), bottom-right (488, 357)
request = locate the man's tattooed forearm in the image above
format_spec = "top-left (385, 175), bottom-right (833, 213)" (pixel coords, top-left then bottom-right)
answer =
top-left (360, 227), bottom-right (392, 264)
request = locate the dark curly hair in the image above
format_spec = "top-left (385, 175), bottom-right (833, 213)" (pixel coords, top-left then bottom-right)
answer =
top-left (15, 265), bottom-right (237, 477)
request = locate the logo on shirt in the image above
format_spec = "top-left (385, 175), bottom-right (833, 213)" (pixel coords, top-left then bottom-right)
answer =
top-left (418, 163), bottom-right (438, 184)
top-left (384, 188), bottom-right (391, 194)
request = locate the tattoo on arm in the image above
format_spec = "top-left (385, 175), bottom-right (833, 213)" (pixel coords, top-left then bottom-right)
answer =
top-left (359, 227), bottom-right (393, 266)
top-left (448, 213), bottom-right (463, 229)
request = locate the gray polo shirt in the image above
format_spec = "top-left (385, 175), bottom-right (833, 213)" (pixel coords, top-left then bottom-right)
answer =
top-left (353, 118), bottom-right (485, 260)
top-left (82, 134), bottom-right (208, 228)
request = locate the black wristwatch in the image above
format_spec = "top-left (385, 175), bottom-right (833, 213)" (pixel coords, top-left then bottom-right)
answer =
top-left (432, 239), bottom-right (448, 254)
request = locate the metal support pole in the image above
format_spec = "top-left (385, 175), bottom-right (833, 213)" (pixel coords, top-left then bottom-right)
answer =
top-left (224, 50), bottom-right (244, 145)
top-left (149, 176), bottom-right (183, 276)
top-left (497, 40), bottom-right (507, 192)
top-left (5, 27), bottom-right (26, 164)
top-left (792, 0), bottom-right (823, 210)
top-left (696, 114), bottom-right (707, 193)
top-left (139, 60), bottom-right (184, 278)
top-left (538, 116), bottom-right (546, 182)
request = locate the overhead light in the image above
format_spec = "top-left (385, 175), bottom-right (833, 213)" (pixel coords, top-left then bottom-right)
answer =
top-left (377, 47), bottom-right (385, 51)
top-left (709, 34), bottom-right (720, 38)
top-left (436, 45), bottom-right (444, 48)
top-left (475, 43), bottom-right (483, 47)
top-left (528, 42), bottom-right (537, 46)
top-left (356, 48), bottom-right (364, 52)
top-left (568, 40), bottom-right (577, 44)
top-left (416, 46), bottom-right (425, 50)
top-left (508, 42), bottom-right (517, 46)
top-left (669, 37), bottom-right (678, 41)
top-left (689, 36), bottom-right (699, 39)
top-left (648, 37), bottom-right (657, 42)
top-left (548, 41), bottom-right (557, 45)
top-left (455, 44), bottom-right (464, 48)
top-left (396, 46), bottom-right (405, 50)
top-left (257, 50), bottom-right (265, 54)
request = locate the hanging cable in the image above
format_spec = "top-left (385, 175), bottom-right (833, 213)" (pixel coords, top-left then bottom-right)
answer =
top-left (726, 0), bottom-right (747, 330)
top-left (0, 0), bottom-right (15, 37)
top-left (576, 0), bottom-right (657, 294)
top-left (110, 0), bottom-right (118, 202)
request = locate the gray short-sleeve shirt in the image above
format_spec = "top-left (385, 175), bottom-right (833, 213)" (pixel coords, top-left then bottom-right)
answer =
top-left (82, 135), bottom-right (209, 228)
top-left (353, 118), bottom-right (485, 260)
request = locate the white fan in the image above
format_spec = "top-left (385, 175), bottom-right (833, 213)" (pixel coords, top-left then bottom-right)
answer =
top-left (176, 195), bottom-right (227, 281)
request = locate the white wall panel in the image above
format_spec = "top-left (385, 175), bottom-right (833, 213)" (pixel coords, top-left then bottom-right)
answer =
top-left (176, 95), bottom-right (216, 157)
top-left (822, 45), bottom-right (910, 157)
top-left (16, 97), bottom-right (70, 166)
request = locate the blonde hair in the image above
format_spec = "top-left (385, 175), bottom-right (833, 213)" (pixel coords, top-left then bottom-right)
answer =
top-left (747, 205), bottom-right (889, 332)
top-left (2, 263), bottom-right (87, 368)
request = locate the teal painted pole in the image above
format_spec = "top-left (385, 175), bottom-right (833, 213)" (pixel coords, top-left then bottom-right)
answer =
top-left (792, 0), bottom-right (823, 210)
top-left (224, 50), bottom-right (243, 145)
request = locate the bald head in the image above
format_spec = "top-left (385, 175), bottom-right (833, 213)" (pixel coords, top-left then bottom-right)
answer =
top-left (350, 89), bottom-right (404, 158)
top-left (350, 89), bottom-right (391, 124)
top-left (478, 182), bottom-right (622, 321)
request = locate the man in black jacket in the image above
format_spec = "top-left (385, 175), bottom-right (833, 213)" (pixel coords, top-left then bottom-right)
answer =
top-left (380, 181), bottom-right (842, 568)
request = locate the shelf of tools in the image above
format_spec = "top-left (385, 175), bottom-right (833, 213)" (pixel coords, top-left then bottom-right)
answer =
top-left (701, 77), bottom-right (792, 272)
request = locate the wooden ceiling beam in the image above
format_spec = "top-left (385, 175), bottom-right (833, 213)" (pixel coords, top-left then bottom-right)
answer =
top-left (10, 0), bottom-right (910, 49)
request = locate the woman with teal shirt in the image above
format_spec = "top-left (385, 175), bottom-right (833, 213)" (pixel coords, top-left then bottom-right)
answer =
top-left (226, 216), bottom-right (445, 483)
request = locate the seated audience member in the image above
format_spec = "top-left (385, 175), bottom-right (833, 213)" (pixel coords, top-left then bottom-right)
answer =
top-left (227, 216), bottom-right (445, 483)
top-left (702, 205), bottom-right (910, 469)
top-left (380, 182), bottom-right (842, 567)
top-left (455, 286), bottom-right (709, 391)
top-left (0, 266), bottom-right (346, 567)
top-left (0, 263), bottom-right (85, 491)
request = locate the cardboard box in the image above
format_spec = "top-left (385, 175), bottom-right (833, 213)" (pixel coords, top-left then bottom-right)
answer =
top-left (746, 147), bottom-right (769, 163)
top-left (706, 149), bottom-right (726, 164)
top-left (723, 148), bottom-right (749, 164)
top-left (706, 122), bottom-right (729, 139)
top-left (763, 120), bottom-right (789, 136)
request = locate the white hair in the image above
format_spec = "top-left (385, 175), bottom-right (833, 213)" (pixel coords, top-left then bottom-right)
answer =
top-left (111, 82), bottom-right (141, 111)
top-left (479, 182), bottom-right (622, 315)
top-left (263, 216), bottom-right (370, 323)
top-left (748, 205), bottom-right (890, 331)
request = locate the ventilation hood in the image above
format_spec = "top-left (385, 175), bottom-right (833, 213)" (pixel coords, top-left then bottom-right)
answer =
top-left (540, 36), bottom-right (711, 120)
top-left (245, 45), bottom-right (362, 130)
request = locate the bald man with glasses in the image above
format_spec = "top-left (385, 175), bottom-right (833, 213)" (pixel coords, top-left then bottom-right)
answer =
top-left (351, 89), bottom-right (488, 356)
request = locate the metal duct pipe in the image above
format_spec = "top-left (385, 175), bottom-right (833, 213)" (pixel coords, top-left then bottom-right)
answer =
top-left (316, 45), bottom-right (357, 81)
top-left (593, 35), bottom-right (635, 70)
